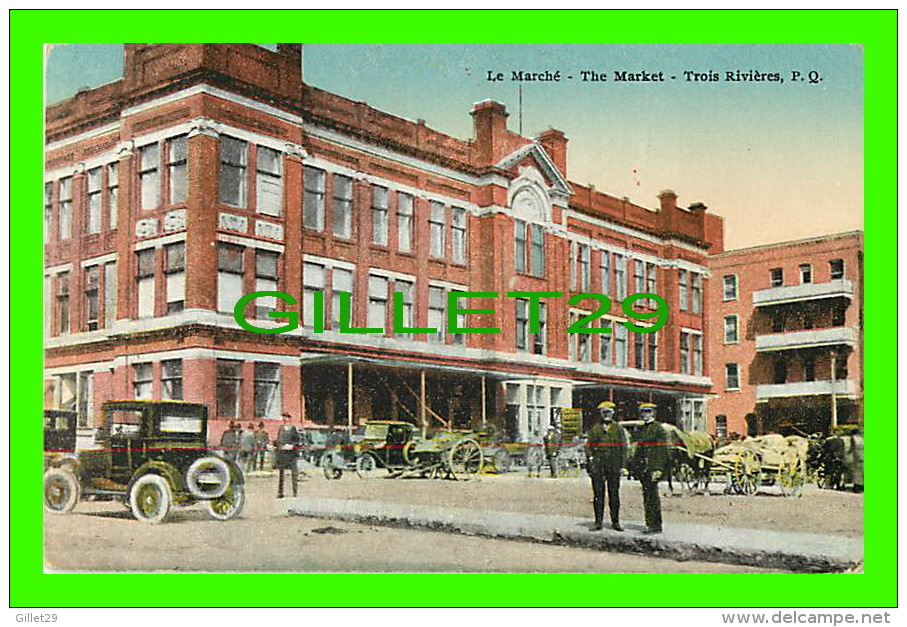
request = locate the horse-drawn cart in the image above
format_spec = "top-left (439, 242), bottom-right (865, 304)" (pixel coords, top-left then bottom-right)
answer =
top-left (708, 434), bottom-right (808, 497)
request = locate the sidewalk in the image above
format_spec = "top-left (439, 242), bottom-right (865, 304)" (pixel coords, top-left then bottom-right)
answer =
top-left (280, 497), bottom-right (862, 573)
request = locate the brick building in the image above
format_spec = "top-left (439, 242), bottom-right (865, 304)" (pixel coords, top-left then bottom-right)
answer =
top-left (707, 232), bottom-right (863, 439)
top-left (44, 43), bottom-right (722, 446)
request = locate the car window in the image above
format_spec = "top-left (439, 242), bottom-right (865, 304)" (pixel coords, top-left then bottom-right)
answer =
top-left (159, 413), bottom-right (203, 434)
top-left (107, 410), bottom-right (142, 436)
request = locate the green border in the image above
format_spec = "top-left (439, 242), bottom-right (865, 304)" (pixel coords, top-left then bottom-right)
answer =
top-left (12, 9), bottom-right (896, 608)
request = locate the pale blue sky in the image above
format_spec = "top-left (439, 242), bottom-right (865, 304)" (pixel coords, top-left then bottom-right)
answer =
top-left (45, 43), bottom-right (863, 249)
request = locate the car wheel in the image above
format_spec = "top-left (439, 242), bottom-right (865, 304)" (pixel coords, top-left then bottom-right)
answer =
top-left (205, 484), bottom-right (246, 521)
top-left (356, 453), bottom-right (377, 479)
top-left (43, 467), bottom-right (80, 514)
top-left (129, 474), bottom-right (173, 524)
top-left (186, 456), bottom-right (231, 500)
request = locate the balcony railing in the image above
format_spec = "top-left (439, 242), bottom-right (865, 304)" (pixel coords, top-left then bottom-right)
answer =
top-left (753, 279), bottom-right (854, 307)
top-left (756, 379), bottom-right (858, 400)
top-left (755, 327), bottom-right (857, 352)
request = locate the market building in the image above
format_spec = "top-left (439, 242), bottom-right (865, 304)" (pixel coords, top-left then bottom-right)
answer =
top-left (44, 43), bottom-right (722, 446)
top-left (707, 231), bottom-right (863, 439)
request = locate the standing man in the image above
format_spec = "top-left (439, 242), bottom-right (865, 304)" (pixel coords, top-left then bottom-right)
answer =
top-left (543, 426), bottom-right (561, 478)
top-left (275, 413), bottom-right (301, 499)
top-left (585, 401), bottom-right (629, 531)
top-left (254, 421), bottom-right (269, 471)
top-left (220, 422), bottom-right (239, 462)
top-left (240, 423), bottom-right (256, 473)
top-left (634, 402), bottom-right (668, 534)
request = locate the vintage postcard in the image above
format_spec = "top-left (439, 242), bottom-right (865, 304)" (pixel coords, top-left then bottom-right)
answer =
top-left (40, 40), bottom-right (867, 584)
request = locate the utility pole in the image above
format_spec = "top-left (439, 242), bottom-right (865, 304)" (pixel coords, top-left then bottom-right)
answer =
top-left (830, 352), bottom-right (838, 431)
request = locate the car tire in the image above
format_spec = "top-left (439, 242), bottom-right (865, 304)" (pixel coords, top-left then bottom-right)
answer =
top-left (186, 456), bottom-right (231, 500)
top-left (205, 484), bottom-right (245, 521)
top-left (129, 474), bottom-right (173, 524)
top-left (43, 467), bottom-right (81, 514)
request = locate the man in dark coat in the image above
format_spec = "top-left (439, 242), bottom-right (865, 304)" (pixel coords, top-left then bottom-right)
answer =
top-left (274, 413), bottom-right (301, 498)
top-left (586, 401), bottom-right (629, 531)
top-left (634, 402), bottom-right (669, 534)
top-left (220, 422), bottom-right (239, 462)
top-left (543, 427), bottom-right (560, 478)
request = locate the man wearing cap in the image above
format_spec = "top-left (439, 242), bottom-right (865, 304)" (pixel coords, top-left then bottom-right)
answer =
top-left (274, 412), bottom-right (301, 499)
top-left (585, 401), bottom-right (629, 531)
top-left (634, 402), bottom-right (668, 534)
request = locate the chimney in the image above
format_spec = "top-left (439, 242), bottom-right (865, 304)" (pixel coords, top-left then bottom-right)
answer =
top-left (472, 100), bottom-right (509, 164)
top-left (658, 189), bottom-right (678, 213)
top-left (537, 128), bottom-right (568, 175)
top-left (276, 43), bottom-right (303, 88)
top-left (688, 201), bottom-right (707, 213)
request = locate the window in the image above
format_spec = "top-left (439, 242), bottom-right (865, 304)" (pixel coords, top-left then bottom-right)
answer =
top-left (303, 166), bottom-right (326, 230)
top-left (773, 360), bottom-right (787, 385)
top-left (162, 359), bottom-right (183, 400)
top-left (372, 186), bottom-right (389, 246)
top-left (255, 146), bottom-right (282, 216)
top-left (830, 259), bottom-right (845, 280)
top-left (104, 262), bottom-right (117, 328)
top-left (107, 163), bottom-right (119, 229)
top-left (302, 262), bottom-right (325, 329)
top-left (165, 242), bottom-right (185, 314)
top-left (429, 202), bottom-right (446, 258)
top-left (216, 359), bottom-right (242, 418)
top-left (678, 269), bottom-right (688, 311)
top-left (614, 324), bottom-right (627, 368)
top-left (139, 143), bottom-right (161, 210)
top-left (600, 252), bottom-right (611, 297)
top-left (451, 293), bottom-right (467, 346)
top-left (770, 268), bottom-right (783, 287)
top-left (614, 254), bottom-right (627, 300)
top-left (526, 385), bottom-right (545, 438)
top-left (834, 351), bottom-right (848, 380)
top-left (799, 263), bottom-right (812, 284)
top-left (514, 220), bottom-right (527, 274)
top-left (331, 267), bottom-right (353, 330)
top-left (77, 372), bottom-right (93, 428)
top-left (428, 285), bottom-right (445, 343)
top-left (397, 192), bottom-right (413, 252)
top-left (723, 274), bottom-right (738, 301)
top-left (634, 259), bottom-right (645, 294)
top-left (84, 265), bottom-right (100, 331)
top-left (217, 243), bottom-right (244, 314)
top-left (56, 272), bottom-right (70, 334)
top-left (647, 332), bottom-right (657, 370)
top-left (169, 135), bottom-right (188, 205)
top-left (219, 136), bottom-right (247, 208)
top-left (578, 244), bottom-right (591, 291)
top-left (86, 167), bottom-right (102, 234)
top-left (254, 362), bottom-right (281, 418)
top-left (723, 315), bottom-right (739, 343)
top-left (804, 357), bottom-right (816, 382)
top-left (133, 362), bottom-right (153, 400)
top-left (570, 312), bottom-right (591, 362)
top-left (533, 303), bottom-right (547, 355)
top-left (600, 324), bottom-right (612, 365)
top-left (680, 333), bottom-right (690, 374)
top-left (646, 263), bottom-right (657, 305)
top-left (452, 207), bottom-right (467, 264)
top-left (367, 274), bottom-right (388, 331)
top-left (255, 250), bottom-right (279, 319)
top-left (515, 299), bottom-right (529, 351)
top-left (634, 333), bottom-right (645, 369)
top-left (725, 363), bottom-right (740, 389)
top-left (44, 182), bottom-right (53, 243)
top-left (716, 415), bottom-right (728, 439)
top-left (332, 174), bottom-right (353, 238)
top-left (803, 313), bottom-right (814, 330)
top-left (395, 279), bottom-right (414, 339)
top-left (136, 249), bottom-right (156, 319)
top-left (58, 177), bottom-right (72, 240)
top-left (832, 307), bottom-right (846, 327)
top-left (529, 224), bottom-right (545, 276)
top-left (772, 312), bottom-right (785, 333)
top-left (692, 334), bottom-right (703, 375)
top-left (691, 273), bottom-right (702, 314)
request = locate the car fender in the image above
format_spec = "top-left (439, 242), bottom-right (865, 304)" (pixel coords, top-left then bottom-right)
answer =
top-left (130, 460), bottom-right (183, 495)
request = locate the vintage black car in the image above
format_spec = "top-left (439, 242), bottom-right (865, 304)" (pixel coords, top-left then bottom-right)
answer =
top-left (42, 401), bottom-right (245, 523)
top-left (44, 409), bottom-right (78, 465)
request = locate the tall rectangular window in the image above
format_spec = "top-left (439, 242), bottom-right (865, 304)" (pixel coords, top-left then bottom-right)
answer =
top-left (428, 286), bottom-right (445, 343)
top-left (367, 274), bottom-right (388, 331)
top-left (600, 324), bottom-right (612, 365)
top-left (646, 263), bottom-right (657, 306)
top-left (216, 359), bottom-right (242, 418)
top-left (168, 135), bottom-right (188, 205)
top-left (634, 259), bottom-right (645, 294)
top-left (647, 332), bottom-right (657, 370)
top-left (600, 252), bottom-right (611, 297)
top-left (162, 359), bottom-right (183, 400)
top-left (58, 177), bottom-right (72, 240)
top-left (614, 324), bottom-right (627, 368)
top-left (104, 262), bottom-right (117, 328)
top-left (680, 332), bottom-right (690, 374)
top-left (255, 250), bottom-right (279, 319)
top-left (692, 334), bottom-right (703, 375)
top-left (86, 167), bottom-right (102, 234)
top-left (84, 265), bottom-right (100, 331)
top-left (514, 220), bottom-right (527, 274)
top-left (303, 166), bottom-right (326, 231)
top-left (331, 267), bottom-right (353, 330)
top-left (255, 146), bottom-right (282, 216)
top-left (395, 279), bottom-right (414, 339)
top-left (799, 263), bottom-right (812, 284)
top-left (54, 272), bottom-right (69, 334)
top-left (578, 244), bottom-right (591, 291)
top-left (773, 360), bottom-right (788, 385)
top-left (332, 174), bottom-right (353, 238)
top-left (219, 136), bottom-right (247, 208)
top-left (452, 207), bottom-right (467, 264)
top-left (723, 274), bottom-right (738, 301)
top-left (678, 269), bottom-right (688, 311)
top-left (139, 143), bottom-right (161, 210)
top-left (397, 192), bottom-right (413, 252)
top-left (829, 259), bottom-right (845, 280)
top-left (832, 306), bottom-right (846, 327)
top-left (429, 202), bottom-right (446, 258)
top-left (372, 185), bottom-right (389, 246)
top-left (724, 315), bottom-right (739, 344)
top-left (614, 254), bottom-right (626, 300)
top-left (532, 303), bottom-right (547, 355)
top-left (136, 249), bottom-right (156, 319)
top-left (44, 182), bottom-right (53, 243)
top-left (451, 293), bottom-right (467, 346)
top-left (132, 363), bottom-right (153, 400)
top-left (77, 372), bottom-right (94, 428)
top-left (691, 273), bottom-right (702, 314)
top-left (515, 299), bottom-right (529, 351)
top-left (107, 163), bottom-right (119, 229)
top-left (530, 224), bottom-right (545, 277)
top-left (217, 243), bottom-right (244, 314)
top-left (634, 333), bottom-right (645, 369)
top-left (302, 262), bottom-right (324, 329)
top-left (165, 242), bottom-right (185, 314)
top-left (254, 362), bottom-right (281, 419)
top-left (804, 357), bottom-right (816, 382)
top-left (770, 268), bottom-right (783, 287)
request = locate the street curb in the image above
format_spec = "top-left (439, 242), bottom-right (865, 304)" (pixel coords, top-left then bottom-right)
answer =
top-left (282, 497), bottom-right (862, 573)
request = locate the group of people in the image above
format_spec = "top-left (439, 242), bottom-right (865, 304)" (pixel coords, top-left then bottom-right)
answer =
top-left (219, 421), bottom-right (270, 473)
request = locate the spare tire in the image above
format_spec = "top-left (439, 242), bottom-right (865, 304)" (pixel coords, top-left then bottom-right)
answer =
top-left (186, 456), bottom-right (232, 499)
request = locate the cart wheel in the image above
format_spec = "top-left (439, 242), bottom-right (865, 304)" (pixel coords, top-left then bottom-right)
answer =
top-left (733, 448), bottom-right (761, 496)
top-left (778, 453), bottom-right (805, 497)
top-left (322, 453), bottom-right (342, 480)
top-left (447, 439), bottom-right (483, 481)
top-left (355, 453), bottom-right (378, 479)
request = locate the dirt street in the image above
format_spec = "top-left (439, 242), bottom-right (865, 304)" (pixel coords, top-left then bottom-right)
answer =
top-left (44, 470), bottom-right (861, 573)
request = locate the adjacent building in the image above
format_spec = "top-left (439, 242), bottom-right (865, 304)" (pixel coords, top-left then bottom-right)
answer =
top-left (708, 232), bottom-right (863, 439)
top-left (44, 43), bottom-right (723, 446)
